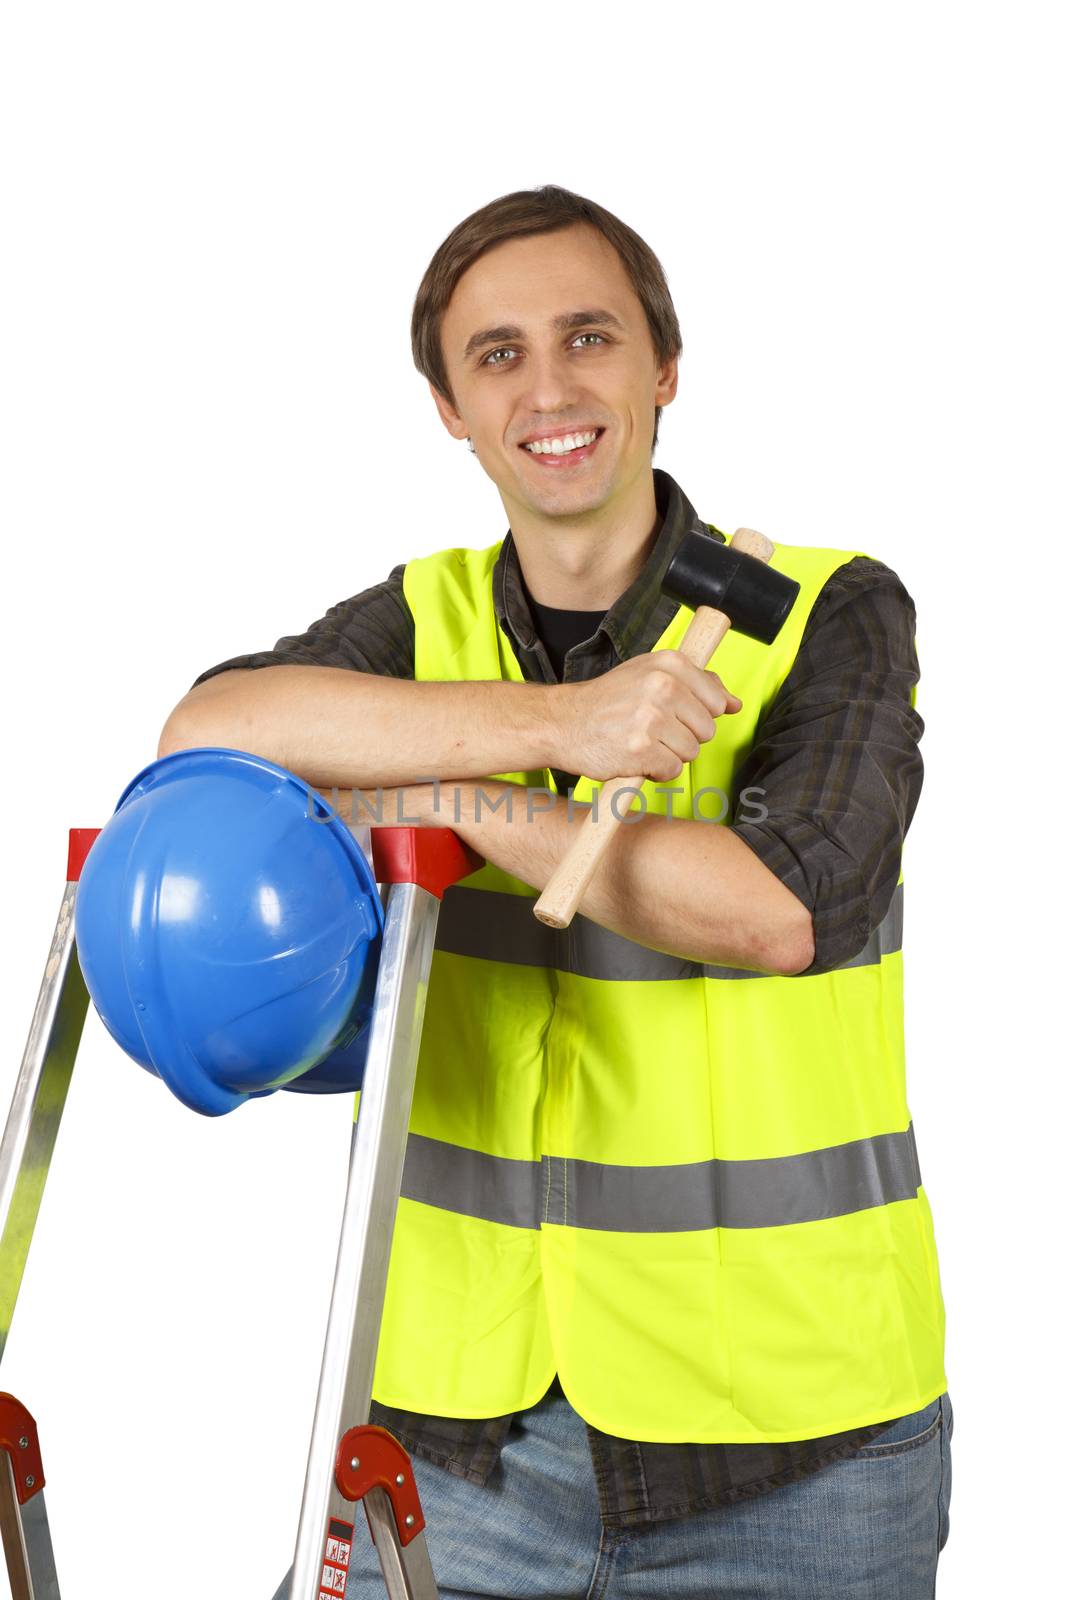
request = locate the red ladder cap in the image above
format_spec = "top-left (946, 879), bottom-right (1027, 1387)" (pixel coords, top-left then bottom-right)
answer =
top-left (371, 828), bottom-right (482, 898)
top-left (68, 828), bottom-right (102, 883)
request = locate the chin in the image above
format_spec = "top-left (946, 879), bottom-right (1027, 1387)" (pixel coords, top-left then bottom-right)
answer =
top-left (534, 489), bottom-right (607, 520)
top-left (527, 470), bottom-right (616, 518)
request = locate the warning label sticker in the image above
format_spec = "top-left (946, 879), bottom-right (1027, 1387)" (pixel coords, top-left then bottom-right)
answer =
top-left (318, 1517), bottom-right (354, 1598)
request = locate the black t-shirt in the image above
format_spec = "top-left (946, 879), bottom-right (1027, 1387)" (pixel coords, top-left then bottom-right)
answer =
top-left (522, 589), bottom-right (607, 796)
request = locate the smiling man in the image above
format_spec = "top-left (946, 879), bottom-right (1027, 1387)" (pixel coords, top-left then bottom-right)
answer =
top-left (160, 186), bottom-right (952, 1599)
top-left (433, 223), bottom-right (672, 583)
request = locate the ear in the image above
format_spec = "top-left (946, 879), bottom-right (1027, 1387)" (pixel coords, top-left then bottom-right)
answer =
top-left (429, 384), bottom-right (469, 443)
top-left (654, 354), bottom-right (679, 409)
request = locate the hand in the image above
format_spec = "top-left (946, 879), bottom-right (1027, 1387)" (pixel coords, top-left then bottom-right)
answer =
top-left (552, 651), bottom-right (743, 783)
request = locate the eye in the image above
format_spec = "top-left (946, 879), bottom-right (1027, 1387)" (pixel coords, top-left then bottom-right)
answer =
top-left (482, 331), bottom-right (608, 368)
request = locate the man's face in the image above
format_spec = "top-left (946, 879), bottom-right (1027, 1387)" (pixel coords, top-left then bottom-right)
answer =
top-left (433, 223), bottom-right (677, 522)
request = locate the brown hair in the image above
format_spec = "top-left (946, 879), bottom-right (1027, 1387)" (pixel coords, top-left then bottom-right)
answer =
top-left (410, 185), bottom-right (682, 452)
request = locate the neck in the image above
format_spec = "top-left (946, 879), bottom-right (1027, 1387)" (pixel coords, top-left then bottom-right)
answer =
top-left (501, 469), bottom-right (661, 610)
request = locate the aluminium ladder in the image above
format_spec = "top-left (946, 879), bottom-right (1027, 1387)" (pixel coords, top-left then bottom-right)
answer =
top-left (0, 823), bottom-right (481, 1600)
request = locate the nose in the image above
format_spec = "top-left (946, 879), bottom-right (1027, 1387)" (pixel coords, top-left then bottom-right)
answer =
top-left (517, 344), bottom-right (583, 418)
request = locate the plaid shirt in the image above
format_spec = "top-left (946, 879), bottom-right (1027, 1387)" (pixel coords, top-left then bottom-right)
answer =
top-left (192, 467), bottom-right (924, 1528)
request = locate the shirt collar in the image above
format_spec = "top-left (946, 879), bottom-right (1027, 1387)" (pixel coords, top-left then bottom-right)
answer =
top-left (493, 467), bottom-right (725, 665)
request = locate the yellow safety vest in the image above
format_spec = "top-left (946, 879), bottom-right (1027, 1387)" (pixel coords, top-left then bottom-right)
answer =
top-left (365, 531), bottom-right (947, 1444)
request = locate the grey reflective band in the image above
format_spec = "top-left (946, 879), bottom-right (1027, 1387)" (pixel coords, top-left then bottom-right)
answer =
top-left (403, 1139), bottom-right (543, 1232)
top-left (400, 1123), bottom-right (923, 1233)
top-left (434, 881), bottom-right (904, 981)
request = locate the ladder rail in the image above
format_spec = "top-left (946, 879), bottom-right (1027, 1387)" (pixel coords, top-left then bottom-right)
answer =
top-left (0, 835), bottom-right (99, 1599)
top-left (289, 879), bottom-right (443, 1600)
top-left (0, 1448), bottom-right (61, 1600)
top-left (0, 884), bottom-right (90, 1365)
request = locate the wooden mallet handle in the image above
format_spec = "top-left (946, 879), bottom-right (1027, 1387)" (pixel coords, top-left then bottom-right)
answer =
top-left (532, 528), bottom-right (775, 930)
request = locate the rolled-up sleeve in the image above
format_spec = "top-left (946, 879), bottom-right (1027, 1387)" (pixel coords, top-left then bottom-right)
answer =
top-left (728, 556), bottom-right (924, 975)
top-left (189, 563), bottom-right (414, 690)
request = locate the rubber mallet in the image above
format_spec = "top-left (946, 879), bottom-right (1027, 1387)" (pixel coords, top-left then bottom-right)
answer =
top-left (532, 527), bottom-right (800, 929)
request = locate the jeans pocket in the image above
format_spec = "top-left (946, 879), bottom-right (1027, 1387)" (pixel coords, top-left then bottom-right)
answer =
top-left (851, 1393), bottom-right (945, 1459)
top-left (937, 1393), bottom-right (953, 1552)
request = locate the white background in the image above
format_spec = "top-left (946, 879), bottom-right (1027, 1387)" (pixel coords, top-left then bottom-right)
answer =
top-left (1, 3), bottom-right (1063, 1595)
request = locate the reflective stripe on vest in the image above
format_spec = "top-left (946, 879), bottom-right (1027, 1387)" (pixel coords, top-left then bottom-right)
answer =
top-left (399, 1121), bottom-right (922, 1232)
top-left (432, 879), bottom-right (905, 981)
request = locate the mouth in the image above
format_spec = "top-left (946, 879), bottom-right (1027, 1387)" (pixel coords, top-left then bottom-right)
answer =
top-left (518, 427), bottom-right (605, 468)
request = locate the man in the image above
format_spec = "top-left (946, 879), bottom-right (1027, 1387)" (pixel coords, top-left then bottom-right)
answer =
top-left (159, 186), bottom-right (952, 1598)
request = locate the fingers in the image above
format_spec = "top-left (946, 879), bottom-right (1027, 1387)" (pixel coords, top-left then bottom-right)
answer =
top-left (572, 651), bottom-right (744, 784)
top-left (636, 714), bottom-right (714, 782)
top-left (676, 655), bottom-right (746, 776)
top-left (650, 716), bottom-right (707, 780)
top-left (642, 654), bottom-right (741, 761)
top-left (656, 650), bottom-right (743, 714)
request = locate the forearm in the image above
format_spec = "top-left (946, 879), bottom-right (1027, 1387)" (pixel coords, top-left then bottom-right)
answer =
top-left (158, 666), bottom-right (563, 789)
top-left (329, 779), bottom-right (815, 977)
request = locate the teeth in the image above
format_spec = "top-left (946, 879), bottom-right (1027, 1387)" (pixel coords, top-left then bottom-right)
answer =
top-left (524, 430), bottom-right (598, 455)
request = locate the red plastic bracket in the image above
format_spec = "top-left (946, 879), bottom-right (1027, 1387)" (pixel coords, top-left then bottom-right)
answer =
top-left (371, 828), bottom-right (483, 899)
top-left (334, 1424), bottom-right (426, 1547)
top-left (0, 1394), bottom-right (46, 1505)
top-left (68, 825), bottom-right (483, 898)
top-left (67, 828), bottom-right (102, 883)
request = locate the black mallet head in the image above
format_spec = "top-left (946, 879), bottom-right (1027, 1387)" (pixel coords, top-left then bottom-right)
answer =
top-left (663, 530), bottom-right (800, 645)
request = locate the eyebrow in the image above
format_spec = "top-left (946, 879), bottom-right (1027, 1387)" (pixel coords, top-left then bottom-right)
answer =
top-left (462, 308), bottom-right (625, 362)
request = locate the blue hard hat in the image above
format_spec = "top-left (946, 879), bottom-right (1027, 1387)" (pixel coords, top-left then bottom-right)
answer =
top-left (74, 747), bottom-right (384, 1117)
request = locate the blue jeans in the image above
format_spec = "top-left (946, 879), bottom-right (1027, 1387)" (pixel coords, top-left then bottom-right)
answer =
top-left (272, 1388), bottom-right (953, 1598)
